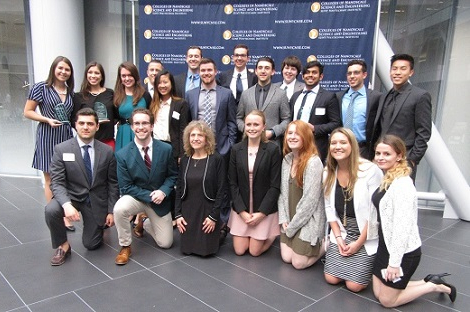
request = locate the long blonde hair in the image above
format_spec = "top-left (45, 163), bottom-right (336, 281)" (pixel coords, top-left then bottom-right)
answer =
top-left (375, 135), bottom-right (411, 191)
top-left (283, 120), bottom-right (318, 187)
top-left (323, 128), bottom-right (360, 197)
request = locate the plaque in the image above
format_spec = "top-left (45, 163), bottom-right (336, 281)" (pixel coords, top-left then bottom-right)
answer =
top-left (94, 101), bottom-right (110, 123)
top-left (54, 103), bottom-right (70, 123)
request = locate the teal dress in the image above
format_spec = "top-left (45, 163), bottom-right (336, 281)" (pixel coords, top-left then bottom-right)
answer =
top-left (115, 95), bottom-right (148, 151)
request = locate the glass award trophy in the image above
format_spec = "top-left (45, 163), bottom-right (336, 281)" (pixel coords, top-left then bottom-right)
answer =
top-left (94, 101), bottom-right (110, 123)
top-left (54, 103), bottom-right (70, 123)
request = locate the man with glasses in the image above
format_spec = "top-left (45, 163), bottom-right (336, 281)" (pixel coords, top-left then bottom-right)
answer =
top-left (113, 108), bottom-right (178, 265)
top-left (336, 60), bottom-right (381, 159)
top-left (218, 44), bottom-right (257, 103)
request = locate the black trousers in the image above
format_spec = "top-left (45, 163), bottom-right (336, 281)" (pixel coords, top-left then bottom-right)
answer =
top-left (45, 198), bottom-right (104, 250)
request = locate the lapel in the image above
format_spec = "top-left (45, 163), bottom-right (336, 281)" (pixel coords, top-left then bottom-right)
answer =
top-left (252, 141), bottom-right (266, 179)
top-left (214, 86), bottom-right (221, 117)
top-left (239, 141), bottom-right (249, 184)
top-left (389, 87), bottom-right (411, 125)
top-left (167, 98), bottom-right (175, 123)
top-left (309, 87), bottom-right (324, 118)
top-left (261, 85), bottom-right (276, 111)
top-left (92, 141), bottom-right (102, 185)
top-left (365, 89), bottom-right (372, 120)
top-left (150, 139), bottom-right (161, 177)
top-left (72, 138), bottom-right (92, 186)
top-left (130, 142), bottom-right (150, 178)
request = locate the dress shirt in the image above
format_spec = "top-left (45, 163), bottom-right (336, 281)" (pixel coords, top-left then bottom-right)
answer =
top-left (255, 83), bottom-right (271, 108)
top-left (280, 79), bottom-right (297, 100)
top-left (197, 87), bottom-right (217, 131)
top-left (185, 71), bottom-right (200, 93)
top-left (134, 139), bottom-right (153, 162)
top-left (293, 84), bottom-right (320, 122)
top-left (147, 82), bottom-right (154, 98)
top-left (229, 68), bottom-right (249, 99)
top-left (77, 137), bottom-right (95, 173)
top-left (153, 98), bottom-right (171, 141)
top-left (342, 85), bottom-right (367, 142)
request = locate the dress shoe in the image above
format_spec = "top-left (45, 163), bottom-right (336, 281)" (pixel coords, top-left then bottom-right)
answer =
top-left (425, 273), bottom-right (457, 302)
top-left (51, 246), bottom-right (71, 266)
top-left (65, 225), bottom-right (76, 232)
top-left (133, 221), bottom-right (144, 238)
top-left (219, 223), bottom-right (230, 246)
top-left (115, 246), bottom-right (131, 265)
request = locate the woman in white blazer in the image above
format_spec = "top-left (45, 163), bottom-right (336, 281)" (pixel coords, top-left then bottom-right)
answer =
top-left (323, 128), bottom-right (383, 292)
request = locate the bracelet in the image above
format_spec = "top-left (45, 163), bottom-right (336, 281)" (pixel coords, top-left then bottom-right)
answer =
top-left (335, 235), bottom-right (342, 238)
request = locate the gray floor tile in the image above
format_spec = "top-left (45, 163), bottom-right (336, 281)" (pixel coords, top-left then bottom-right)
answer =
top-left (28, 293), bottom-right (94, 312)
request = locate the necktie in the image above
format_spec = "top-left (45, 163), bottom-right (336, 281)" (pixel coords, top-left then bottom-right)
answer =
top-left (236, 73), bottom-right (243, 101)
top-left (143, 146), bottom-right (152, 171)
top-left (189, 75), bottom-right (195, 90)
top-left (282, 85), bottom-right (288, 91)
top-left (344, 91), bottom-right (360, 129)
top-left (82, 145), bottom-right (92, 184)
top-left (296, 90), bottom-right (312, 120)
top-left (203, 90), bottom-right (212, 127)
top-left (258, 87), bottom-right (265, 109)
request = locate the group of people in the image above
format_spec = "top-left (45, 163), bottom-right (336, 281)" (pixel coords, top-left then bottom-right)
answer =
top-left (24, 45), bottom-right (455, 308)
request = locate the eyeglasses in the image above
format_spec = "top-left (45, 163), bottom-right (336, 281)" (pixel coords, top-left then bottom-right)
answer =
top-left (132, 121), bottom-right (151, 127)
top-left (233, 54), bottom-right (247, 58)
top-left (347, 70), bottom-right (363, 76)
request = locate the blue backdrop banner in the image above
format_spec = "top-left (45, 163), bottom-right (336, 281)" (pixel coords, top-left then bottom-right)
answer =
top-left (139, 0), bottom-right (379, 92)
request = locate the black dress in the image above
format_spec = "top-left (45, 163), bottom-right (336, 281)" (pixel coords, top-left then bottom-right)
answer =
top-left (179, 157), bottom-right (220, 256)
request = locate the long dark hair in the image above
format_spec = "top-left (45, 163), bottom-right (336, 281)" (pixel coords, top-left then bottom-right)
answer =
top-left (45, 56), bottom-right (74, 93)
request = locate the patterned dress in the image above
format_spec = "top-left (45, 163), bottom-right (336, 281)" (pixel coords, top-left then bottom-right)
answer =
top-left (29, 81), bottom-right (73, 172)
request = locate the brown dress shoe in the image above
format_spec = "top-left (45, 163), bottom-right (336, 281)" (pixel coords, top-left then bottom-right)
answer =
top-left (115, 246), bottom-right (131, 265)
top-left (133, 221), bottom-right (144, 238)
top-left (51, 246), bottom-right (71, 266)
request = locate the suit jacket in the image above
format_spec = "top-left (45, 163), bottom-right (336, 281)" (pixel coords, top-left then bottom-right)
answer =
top-left (173, 72), bottom-right (188, 98)
top-left (49, 137), bottom-right (119, 225)
top-left (228, 140), bottom-right (281, 216)
top-left (166, 98), bottom-right (190, 159)
top-left (273, 80), bottom-right (305, 100)
top-left (237, 84), bottom-right (291, 141)
top-left (115, 139), bottom-right (178, 216)
top-left (289, 87), bottom-right (341, 161)
top-left (336, 87), bottom-right (381, 158)
top-left (371, 83), bottom-right (432, 163)
top-left (218, 68), bottom-right (258, 91)
top-left (185, 85), bottom-right (237, 156)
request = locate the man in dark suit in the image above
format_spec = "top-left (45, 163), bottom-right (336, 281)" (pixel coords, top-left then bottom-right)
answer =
top-left (174, 46), bottom-right (202, 98)
top-left (185, 58), bottom-right (237, 157)
top-left (371, 54), bottom-right (432, 180)
top-left (290, 61), bottom-right (341, 162)
top-left (237, 56), bottom-right (291, 144)
top-left (144, 60), bottom-right (163, 97)
top-left (218, 44), bottom-right (257, 103)
top-left (114, 108), bottom-right (178, 265)
top-left (336, 60), bottom-right (381, 159)
top-left (45, 108), bottom-right (119, 266)
top-left (273, 55), bottom-right (305, 101)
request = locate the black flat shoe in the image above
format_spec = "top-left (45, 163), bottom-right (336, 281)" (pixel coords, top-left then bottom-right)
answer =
top-left (424, 273), bottom-right (450, 283)
top-left (65, 225), bottom-right (76, 232)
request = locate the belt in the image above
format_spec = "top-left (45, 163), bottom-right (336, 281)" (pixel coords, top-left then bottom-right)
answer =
top-left (358, 141), bottom-right (367, 148)
top-left (119, 118), bottom-right (130, 125)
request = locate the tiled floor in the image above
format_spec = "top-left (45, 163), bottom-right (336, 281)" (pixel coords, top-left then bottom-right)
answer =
top-left (0, 175), bottom-right (468, 311)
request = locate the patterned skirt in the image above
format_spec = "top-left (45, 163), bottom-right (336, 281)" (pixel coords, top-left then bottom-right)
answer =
top-left (324, 216), bottom-right (375, 285)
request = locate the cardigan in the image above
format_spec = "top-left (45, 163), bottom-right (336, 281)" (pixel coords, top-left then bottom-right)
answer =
top-left (323, 161), bottom-right (383, 255)
top-left (379, 176), bottom-right (421, 267)
top-left (175, 153), bottom-right (227, 221)
top-left (278, 153), bottom-right (325, 246)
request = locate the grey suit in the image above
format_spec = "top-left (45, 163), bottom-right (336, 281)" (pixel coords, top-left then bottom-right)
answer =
top-left (237, 84), bottom-right (291, 142)
top-left (45, 137), bottom-right (119, 250)
top-left (371, 82), bottom-right (432, 164)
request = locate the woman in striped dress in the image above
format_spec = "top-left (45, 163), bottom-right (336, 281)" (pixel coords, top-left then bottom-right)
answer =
top-left (323, 128), bottom-right (383, 292)
top-left (24, 56), bottom-right (75, 205)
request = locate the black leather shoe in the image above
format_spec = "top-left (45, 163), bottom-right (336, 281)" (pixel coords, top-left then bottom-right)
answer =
top-left (219, 223), bottom-right (230, 246)
top-left (51, 246), bottom-right (71, 266)
top-left (424, 273), bottom-right (450, 283)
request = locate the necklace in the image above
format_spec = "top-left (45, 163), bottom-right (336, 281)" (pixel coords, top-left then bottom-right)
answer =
top-left (194, 159), bottom-right (201, 167)
top-left (248, 147), bottom-right (258, 157)
top-left (53, 84), bottom-right (67, 95)
top-left (341, 186), bottom-right (352, 226)
top-left (89, 90), bottom-right (102, 96)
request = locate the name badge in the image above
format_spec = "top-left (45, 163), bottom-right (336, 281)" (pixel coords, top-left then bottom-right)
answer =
top-left (63, 153), bottom-right (75, 161)
top-left (172, 111), bottom-right (180, 120)
top-left (315, 107), bottom-right (326, 115)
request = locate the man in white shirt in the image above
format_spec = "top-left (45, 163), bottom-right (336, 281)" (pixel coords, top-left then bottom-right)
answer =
top-left (274, 56), bottom-right (305, 100)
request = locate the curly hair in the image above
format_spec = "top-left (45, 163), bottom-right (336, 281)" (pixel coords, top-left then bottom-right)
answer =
top-left (183, 120), bottom-right (216, 156)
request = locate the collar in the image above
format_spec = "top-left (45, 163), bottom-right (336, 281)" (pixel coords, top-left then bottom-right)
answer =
top-left (188, 71), bottom-right (200, 80)
top-left (282, 79), bottom-right (297, 88)
top-left (302, 84), bottom-right (320, 94)
top-left (134, 139), bottom-right (153, 151)
top-left (161, 97), bottom-right (172, 106)
top-left (77, 137), bottom-right (95, 149)
top-left (348, 85), bottom-right (366, 96)
top-left (393, 81), bottom-right (411, 93)
top-left (257, 82), bottom-right (271, 91)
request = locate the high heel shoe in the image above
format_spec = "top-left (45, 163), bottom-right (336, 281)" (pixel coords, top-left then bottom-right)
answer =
top-left (424, 273), bottom-right (450, 283)
top-left (424, 273), bottom-right (456, 302)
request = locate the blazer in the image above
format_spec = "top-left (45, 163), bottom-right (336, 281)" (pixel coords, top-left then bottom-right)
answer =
top-left (173, 72), bottom-right (188, 98)
top-left (323, 161), bottom-right (383, 255)
top-left (336, 87), bottom-right (381, 156)
top-left (237, 84), bottom-right (291, 140)
top-left (115, 139), bottom-right (178, 216)
top-left (165, 98), bottom-right (190, 159)
top-left (378, 176), bottom-right (421, 267)
top-left (228, 140), bottom-right (281, 216)
top-left (278, 153), bottom-right (325, 246)
top-left (185, 85), bottom-right (237, 156)
top-left (371, 83), bottom-right (432, 163)
top-left (175, 153), bottom-right (227, 221)
top-left (290, 87), bottom-right (341, 161)
top-left (49, 137), bottom-right (119, 225)
top-left (218, 68), bottom-right (258, 91)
